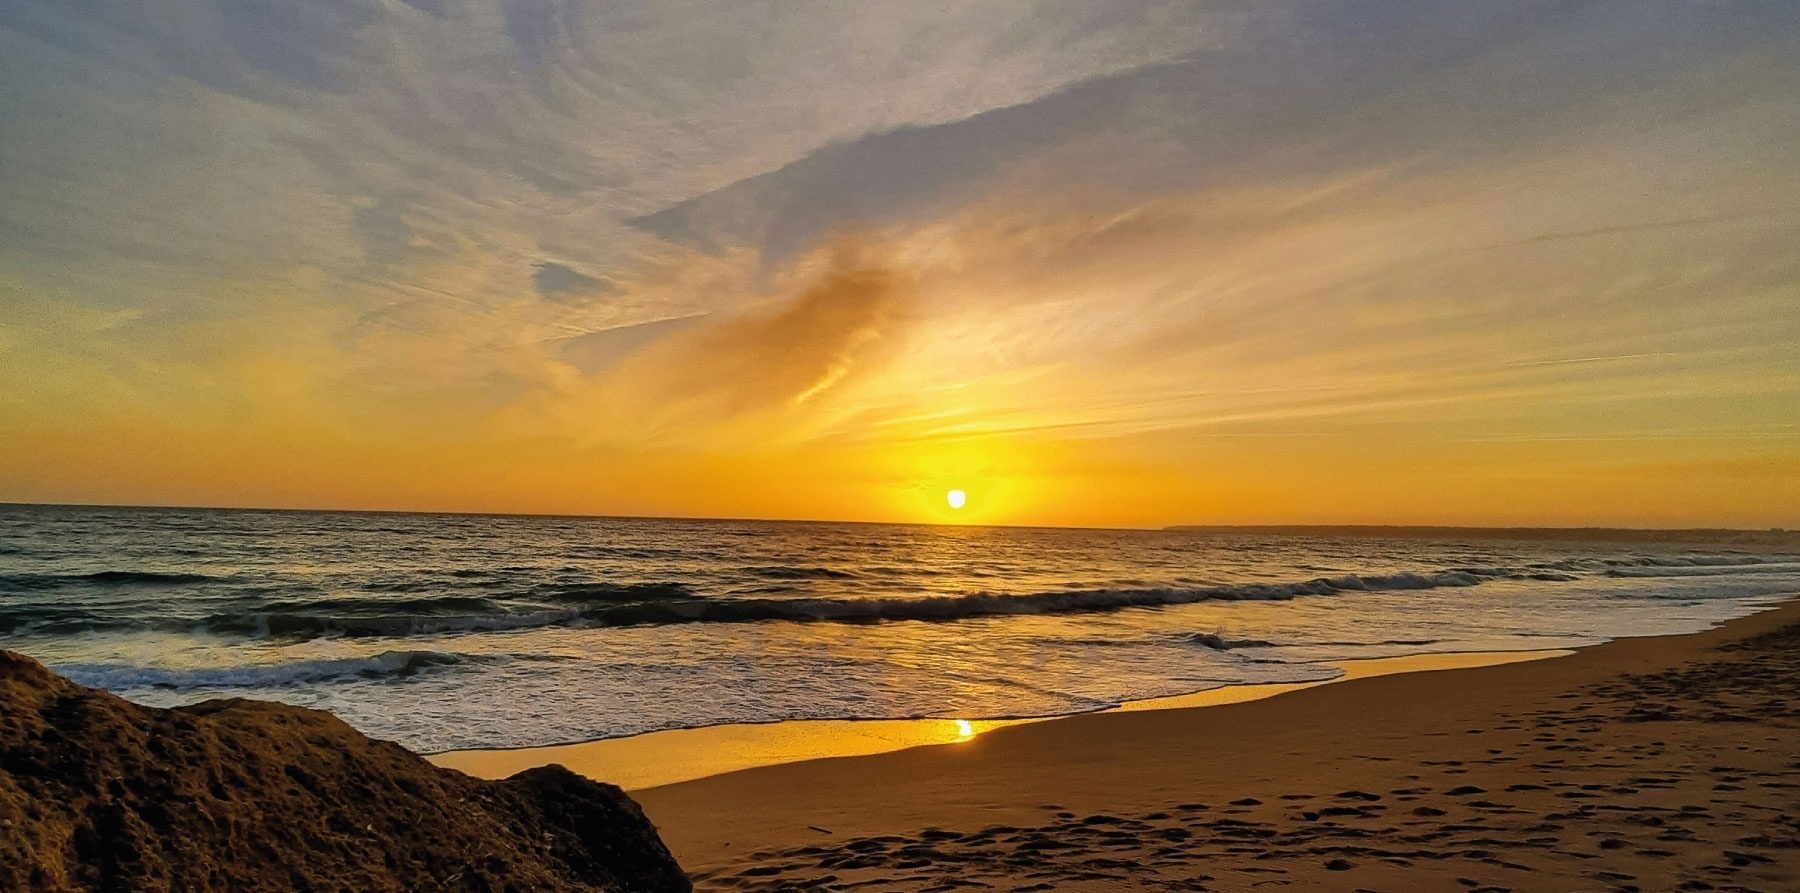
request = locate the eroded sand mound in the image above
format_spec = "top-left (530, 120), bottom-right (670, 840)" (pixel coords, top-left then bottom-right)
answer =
top-left (0, 650), bottom-right (690, 892)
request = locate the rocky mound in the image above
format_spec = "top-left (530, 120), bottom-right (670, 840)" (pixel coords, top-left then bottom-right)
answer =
top-left (0, 650), bottom-right (690, 892)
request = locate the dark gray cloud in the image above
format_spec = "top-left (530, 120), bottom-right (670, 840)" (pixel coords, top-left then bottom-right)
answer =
top-left (501, 0), bottom-right (579, 70)
top-left (352, 198), bottom-right (419, 267)
top-left (216, 0), bottom-right (380, 90)
top-left (532, 261), bottom-right (610, 299)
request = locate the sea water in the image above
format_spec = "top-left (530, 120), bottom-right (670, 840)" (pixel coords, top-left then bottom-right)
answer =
top-left (2, 505), bottom-right (1795, 752)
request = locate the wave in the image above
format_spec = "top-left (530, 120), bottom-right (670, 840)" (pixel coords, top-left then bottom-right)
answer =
top-left (0, 607), bottom-right (119, 635)
top-left (211, 609), bottom-right (579, 640)
top-left (1605, 555), bottom-right (1772, 567)
top-left (1604, 563), bottom-right (1800, 579)
top-left (1316, 571), bottom-right (1482, 590)
top-left (1182, 633), bottom-right (1280, 650)
top-left (8, 555), bottom-right (1788, 642)
top-left (5, 570), bottom-right (1488, 639)
top-left (535, 581), bottom-right (696, 602)
top-left (55, 650), bottom-right (474, 690)
top-left (566, 570), bottom-right (1492, 629)
top-left (744, 565), bottom-right (861, 580)
top-left (1530, 555), bottom-right (1779, 571)
top-left (254, 595), bottom-right (504, 615)
top-left (562, 545), bottom-right (695, 560)
top-left (1, 570), bottom-right (222, 590)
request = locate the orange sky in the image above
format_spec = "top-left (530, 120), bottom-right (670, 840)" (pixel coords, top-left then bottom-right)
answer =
top-left (1, 3), bottom-right (1797, 528)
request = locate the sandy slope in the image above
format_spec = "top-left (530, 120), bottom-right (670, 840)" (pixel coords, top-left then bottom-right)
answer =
top-left (637, 600), bottom-right (1800, 892)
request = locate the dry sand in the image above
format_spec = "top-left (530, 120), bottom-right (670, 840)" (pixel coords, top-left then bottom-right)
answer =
top-left (622, 600), bottom-right (1800, 891)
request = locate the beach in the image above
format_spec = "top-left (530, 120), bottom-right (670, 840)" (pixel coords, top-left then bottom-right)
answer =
top-left (7, 507), bottom-right (1800, 890)
top-left (9, 585), bottom-right (1794, 892)
top-left (9, 2), bottom-right (1800, 889)
top-left (600, 600), bottom-right (1800, 891)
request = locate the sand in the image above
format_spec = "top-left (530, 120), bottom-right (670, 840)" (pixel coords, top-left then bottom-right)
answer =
top-left (618, 601), bottom-right (1800, 891)
top-left (431, 650), bottom-right (1570, 791)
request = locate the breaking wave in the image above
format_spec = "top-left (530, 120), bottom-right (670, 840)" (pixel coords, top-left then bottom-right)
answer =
top-left (535, 581), bottom-right (697, 602)
top-left (55, 650), bottom-right (475, 691)
top-left (1182, 633), bottom-right (1281, 650)
top-left (743, 565), bottom-right (861, 580)
top-left (1, 570), bottom-right (223, 590)
top-left (239, 568), bottom-right (1494, 638)
top-left (6, 556), bottom-right (1791, 643)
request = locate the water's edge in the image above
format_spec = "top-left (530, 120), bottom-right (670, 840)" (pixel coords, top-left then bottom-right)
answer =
top-left (429, 647), bottom-right (1577, 791)
top-left (434, 590), bottom-right (1800, 787)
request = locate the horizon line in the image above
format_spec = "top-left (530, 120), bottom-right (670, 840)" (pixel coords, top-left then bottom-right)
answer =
top-left (0, 500), bottom-right (1791, 537)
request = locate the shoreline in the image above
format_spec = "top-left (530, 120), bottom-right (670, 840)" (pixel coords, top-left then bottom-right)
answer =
top-left (429, 648), bottom-right (1574, 791)
top-left (628, 597), bottom-right (1800, 889)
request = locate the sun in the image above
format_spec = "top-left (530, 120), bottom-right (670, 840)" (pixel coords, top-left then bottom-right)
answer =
top-left (946, 489), bottom-right (967, 509)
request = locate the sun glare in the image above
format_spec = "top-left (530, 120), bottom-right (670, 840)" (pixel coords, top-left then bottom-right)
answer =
top-left (954, 719), bottom-right (974, 739)
top-left (946, 489), bottom-right (967, 509)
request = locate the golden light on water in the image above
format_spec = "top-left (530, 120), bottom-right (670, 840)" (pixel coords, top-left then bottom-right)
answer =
top-left (946, 489), bottom-right (967, 510)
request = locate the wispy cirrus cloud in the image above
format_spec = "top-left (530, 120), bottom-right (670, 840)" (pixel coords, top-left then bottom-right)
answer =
top-left (1, 1), bottom-right (1797, 525)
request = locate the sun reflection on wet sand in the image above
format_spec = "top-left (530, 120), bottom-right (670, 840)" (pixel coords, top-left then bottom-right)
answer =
top-left (430, 650), bottom-right (1572, 790)
top-left (433, 712), bottom-right (1029, 791)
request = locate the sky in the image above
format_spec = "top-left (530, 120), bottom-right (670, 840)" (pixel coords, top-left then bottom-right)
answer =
top-left (1, 1), bottom-right (1797, 528)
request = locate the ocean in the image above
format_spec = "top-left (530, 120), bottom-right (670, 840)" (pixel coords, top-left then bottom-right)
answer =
top-left (1, 504), bottom-right (1795, 753)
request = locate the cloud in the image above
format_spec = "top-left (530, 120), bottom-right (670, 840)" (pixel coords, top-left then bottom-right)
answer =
top-left (214, 0), bottom-right (381, 90)
top-left (499, 0), bottom-right (574, 70)
top-left (632, 1), bottom-right (1800, 274)
top-left (531, 261), bottom-right (610, 299)
top-left (553, 314), bottom-right (701, 375)
top-left (0, 0), bottom-right (1226, 403)
top-left (2, 1), bottom-right (1799, 524)
top-left (595, 251), bottom-right (907, 443)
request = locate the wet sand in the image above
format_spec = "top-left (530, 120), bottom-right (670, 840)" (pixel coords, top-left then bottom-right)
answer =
top-left (431, 650), bottom-right (1569, 791)
top-left (625, 600), bottom-right (1800, 891)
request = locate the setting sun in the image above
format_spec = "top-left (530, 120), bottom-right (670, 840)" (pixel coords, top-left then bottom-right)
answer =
top-left (4, 6), bottom-right (1799, 892)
